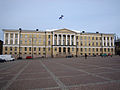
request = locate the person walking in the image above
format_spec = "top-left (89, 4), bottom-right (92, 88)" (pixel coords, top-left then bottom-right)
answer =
top-left (85, 53), bottom-right (87, 59)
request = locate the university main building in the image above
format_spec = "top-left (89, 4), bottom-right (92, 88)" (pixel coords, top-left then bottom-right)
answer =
top-left (3, 28), bottom-right (115, 58)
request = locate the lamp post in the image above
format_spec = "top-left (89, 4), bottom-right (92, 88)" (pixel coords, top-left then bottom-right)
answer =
top-left (18, 28), bottom-right (22, 59)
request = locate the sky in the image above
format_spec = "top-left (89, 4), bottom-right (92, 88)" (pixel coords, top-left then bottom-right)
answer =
top-left (0, 0), bottom-right (120, 40)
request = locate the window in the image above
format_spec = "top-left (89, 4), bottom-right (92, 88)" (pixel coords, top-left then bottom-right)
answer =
top-left (72, 48), bottom-right (74, 51)
top-left (43, 48), bottom-right (45, 51)
top-left (5, 33), bottom-right (8, 38)
top-left (39, 47), bottom-right (41, 51)
top-left (104, 48), bottom-right (106, 52)
top-left (29, 39), bottom-right (32, 44)
top-left (5, 47), bottom-right (7, 51)
top-left (80, 37), bottom-right (82, 40)
top-left (81, 41), bottom-right (83, 46)
top-left (107, 37), bottom-right (109, 40)
top-left (39, 34), bottom-right (41, 38)
top-left (85, 48), bottom-right (87, 52)
top-left (34, 47), bottom-right (36, 51)
top-left (108, 48), bottom-right (110, 52)
top-left (15, 47), bottom-right (17, 51)
top-left (88, 37), bottom-right (90, 40)
top-left (25, 47), bottom-right (27, 51)
top-left (10, 34), bottom-right (13, 38)
top-left (29, 35), bottom-right (32, 38)
top-left (48, 41), bottom-right (50, 45)
top-left (96, 42), bottom-right (98, 46)
top-left (55, 48), bottom-right (57, 51)
top-left (48, 35), bottom-right (50, 39)
top-left (15, 34), bottom-right (18, 38)
top-left (29, 47), bottom-right (31, 51)
top-left (5, 39), bottom-right (8, 44)
top-left (96, 48), bottom-right (98, 52)
top-left (15, 39), bottom-right (18, 44)
top-left (85, 36), bottom-right (87, 40)
top-left (93, 48), bottom-right (94, 52)
top-left (89, 48), bottom-right (90, 52)
top-left (25, 39), bottom-right (27, 44)
top-left (10, 47), bottom-right (12, 51)
top-left (48, 47), bottom-right (50, 51)
top-left (77, 42), bottom-right (79, 45)
top-left (76, 36), bottom-right (78, 40)
top-left (104, 37), bottom-right (106, 40)
top-left (77, 48), bottom-right (79, 52)
top-left (92, 42), bottom-right (94, 46)
top-left (96, 37), bottom-right (98, 40)
top-left (92, 37), bottom-right (94, 40)
top-left (81, 48), bottom-right (83, 52)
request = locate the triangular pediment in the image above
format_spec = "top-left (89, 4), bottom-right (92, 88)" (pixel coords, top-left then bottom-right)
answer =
top-left (54, 28), bottom-right (77, 33)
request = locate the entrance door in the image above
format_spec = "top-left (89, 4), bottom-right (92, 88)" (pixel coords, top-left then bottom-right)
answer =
top-left (68, 47), bottom-right (70, 54)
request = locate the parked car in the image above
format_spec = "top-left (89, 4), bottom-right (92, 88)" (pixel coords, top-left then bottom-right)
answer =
top-left (0, 58), bottom-right (6, 63)
top-left (26, 56), bottom-right (32, 59)
top-left (0, 55), bottom-right (15, 61)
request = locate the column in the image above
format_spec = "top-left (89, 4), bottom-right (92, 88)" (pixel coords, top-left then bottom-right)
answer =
top-left (102, 36), bottom-right (104, 46)
top-left (57, 34), bottom-right (59, 45)
top-left (66, 35), bottom-right (67, 45)
top-left (18, 32), bottom-right (19, 44)
top-left (53, 32), bottom-right (54, 45)
top-left (109, 37), bottom-right (111, 46)
top-left (113, 38), bottom-right (114, 46)
top-left (70, 35), bottom-right (71, 45)
top-left (8, 33), bottom-right (10, 44)
top-left (74, 35), bottom-right (76, 45)
top-left (13, 33), bottom-right (15, 44)
top-left (106, 37), bottom-right (107, 46)
top-left (4, 33), bottom-right (5, 44)
top-left (61, 34), bottom-right (63, 45)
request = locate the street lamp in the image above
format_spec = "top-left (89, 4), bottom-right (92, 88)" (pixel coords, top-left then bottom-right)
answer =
top-left (18, 28), bottom-right (22, 59)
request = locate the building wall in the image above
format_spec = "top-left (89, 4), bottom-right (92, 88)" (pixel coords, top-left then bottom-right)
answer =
top-left (0, 40), bottom-right (3, 55)
top-left (3, 29), bottom-right (115, 58)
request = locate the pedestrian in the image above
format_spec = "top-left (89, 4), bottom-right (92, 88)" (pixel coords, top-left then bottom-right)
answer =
top-left (85, 53), bottom-right (87, 59)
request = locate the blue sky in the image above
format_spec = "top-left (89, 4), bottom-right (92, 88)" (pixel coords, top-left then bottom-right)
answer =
top-left (0, 0), bottom-right (120, 40)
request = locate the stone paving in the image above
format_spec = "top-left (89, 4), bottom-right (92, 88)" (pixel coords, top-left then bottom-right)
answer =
top-left (0, 56), bottom-right (120, 90)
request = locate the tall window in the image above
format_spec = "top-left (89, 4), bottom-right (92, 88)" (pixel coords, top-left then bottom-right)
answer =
top-left (10, 47), bottom-right (12, 51)
top-left (48, 35), bottom-right (50, 39)
top-left (5, 47), bottom-right (7, 51)
top-left (29, 47), bottom-right (31, 51)
top-left (39, 47), bottom-right (41, 51)
top-left (5, 33), bottom-right (8, 38)
top-left (10, 34), bottom-right (13, 38)
top-left (34, 47), bottom-right (36, 51)
top-left (25, 47), bottom-right (27, 51)
top-left (15, 34), bottom-right (18, 38)
top-left (15, 47), bottom-right (17, 51)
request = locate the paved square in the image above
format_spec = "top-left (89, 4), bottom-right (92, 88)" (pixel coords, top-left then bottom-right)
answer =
top-left (0, 56), bottom-right (120, 90)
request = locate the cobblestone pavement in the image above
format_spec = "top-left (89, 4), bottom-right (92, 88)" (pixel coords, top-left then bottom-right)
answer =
top-left (0, 56), bottom-right (120, 90)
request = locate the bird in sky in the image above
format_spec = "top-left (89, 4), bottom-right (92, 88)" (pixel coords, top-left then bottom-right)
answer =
top-left (59, 15), bottom-right (64, 19)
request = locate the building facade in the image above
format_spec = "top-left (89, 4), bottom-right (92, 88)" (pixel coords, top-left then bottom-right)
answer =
top-left (2, 28), bottom-right (115, 58)
top-left (0, 40), bottom-right (3, 55)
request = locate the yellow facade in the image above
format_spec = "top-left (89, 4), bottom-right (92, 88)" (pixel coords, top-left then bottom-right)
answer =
top-left (2, 29), bottom-right (115, 58)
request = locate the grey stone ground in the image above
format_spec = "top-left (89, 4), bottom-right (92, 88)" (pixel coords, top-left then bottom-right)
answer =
top-left (0, 56), bottom-right (120, 90)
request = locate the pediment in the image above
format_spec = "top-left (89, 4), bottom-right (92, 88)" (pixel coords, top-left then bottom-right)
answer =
top-left (54, 29), bottom-right (77, 33)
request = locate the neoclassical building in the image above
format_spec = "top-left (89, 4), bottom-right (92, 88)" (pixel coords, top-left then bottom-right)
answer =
top-left (2, 28), bottom-right (115, 58)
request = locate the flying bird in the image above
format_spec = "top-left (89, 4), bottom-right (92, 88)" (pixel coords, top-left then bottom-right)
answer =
top-left (59, 15), bottom-right (64, 19)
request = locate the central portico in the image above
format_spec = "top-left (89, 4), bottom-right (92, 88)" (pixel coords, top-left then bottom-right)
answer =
top-left (51, 29), bottom-right (77, 57)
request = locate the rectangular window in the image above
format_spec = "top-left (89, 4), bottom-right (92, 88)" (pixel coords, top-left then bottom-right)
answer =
top-left (34, 47), bottom-right (36, 51)
top-left (92, 37), bottom-right (94, 40)
top-left (5, 47), bottom-right (7, 51)
top-left (48, 35), bottom-right (50, 39)
top-left (29, 47), bottom-right (31, 51)
top-left (81, 48), bottom-right (83, 52)
top-left (5, 39), bottom-right (8, 44)
top-left (104, 37), bottom-right (106, 40)
top-left (39, 47), bottom-right (41, 51)
top-left (48, 47), bottom-right (50, 51)
top-left (77, 48), bottom-right (79, 52)
top-left (96, 42), bottom-right (98, 46)
top-left (15, 39), bottom-right (18, 44)
top-left (72, 48), bottom-right (74, 51)
top-left (104, 48), bottom-right (106, 52)
top-left (10, 33), bottom-right (13, 38)
top-left (96, 48), bottom-right (98, 52)
top-left (96, 37), bottom-right (98, 40)
top-left (15, 34), bottom-right (18, 38)
top-left (5, 33), bottom-right (8, 38)
top-left (15, 47), bottom-right (17, 51)
top-left (48, 41), bottom-right (50, 45)
top-left (43, 48), bottom-right (45, 51)
top-left (107, 37), bottom-right (109, 40)
top-left (10, 47), bottom-right (12, 51)
top-left (25, 47), bottom-right (27, 51)
top-left (93, 48), bottom-right (94, 52)
top-left (85, 48), bottom-right (87, 52)
top-left (55, 48), bottom-right (57, 51)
